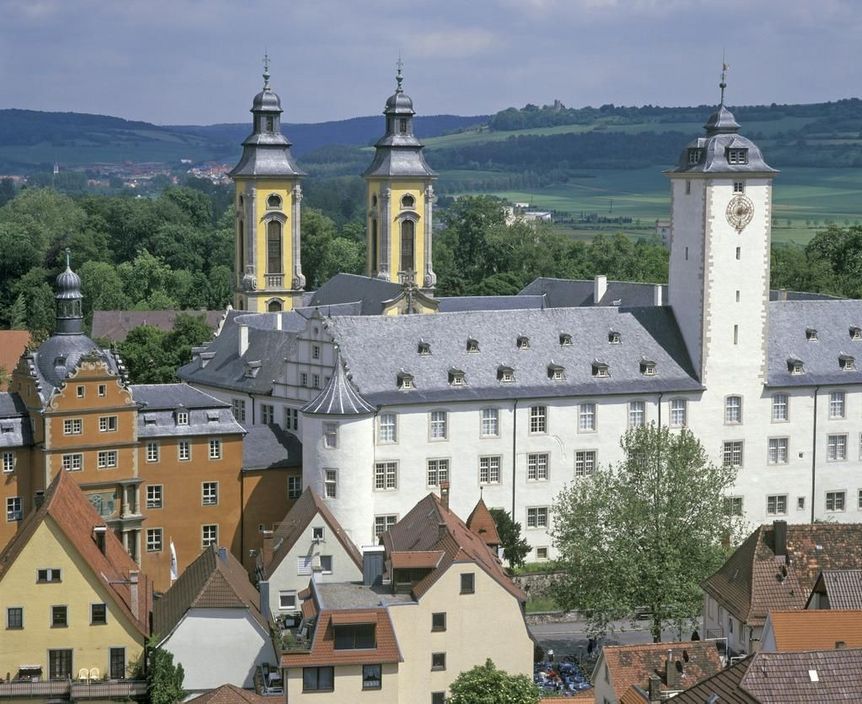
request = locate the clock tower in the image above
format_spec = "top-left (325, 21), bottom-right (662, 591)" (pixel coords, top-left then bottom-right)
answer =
top-left (667, 71), bottom-right (777, 386)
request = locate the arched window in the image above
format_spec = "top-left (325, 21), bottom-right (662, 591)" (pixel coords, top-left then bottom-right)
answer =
top-left (371, 219), bottom-right (378, 273)
top-left (401, 194), bottom-right (415, 209)
top-left (266, 116), bottom-right (274, 132)
top-left (238, 220), bottom-right (244, 270)
top-left (371, 194), bottom-right (378, 208)
top-left (267, 220), bottom-right (282, 274)
top-left (400, 219), bottom-right (415, 272)
top-left (267, 300), bottom-right (283, 312)
top-left (267, 194), bottom-right (282, 209)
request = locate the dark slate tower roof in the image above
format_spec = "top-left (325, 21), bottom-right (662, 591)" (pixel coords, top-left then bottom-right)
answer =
top-left (668, 69), bottom-right (776, 176)
top-left (362, 63), bottom-right (435, 179)
top-left (302, 350), bottom-right (375, 416)
top-left (229, 58), bottom-right (304, 178)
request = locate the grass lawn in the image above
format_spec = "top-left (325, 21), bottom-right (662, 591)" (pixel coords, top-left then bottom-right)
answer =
top-left (526, 595), bottom-right (561, 614)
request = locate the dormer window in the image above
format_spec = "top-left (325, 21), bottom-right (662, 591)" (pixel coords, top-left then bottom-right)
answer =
top-left (851, 327), bottom-right (862, 340)
top-left (517, 336), bottom-right (530, 350)
top-left (244, 361), bottom-right (262, 378)
top-left (788, 358), bottom-right (804, 375)
top-left (143, 413), bottom-right (156, 425)
top-left (206, 410), bottom-right (219, 422)
top-left (687, 148), bottom-right (703, 165)
top-left (726, 148), bottom-right (749, 165)
top-left (418, 341), bottom-right (431, 356)
top-left (448, 369), bottom-right (466, 386)
top-left (397, 372), bottom-right (414, 390)
top-left (839, 355), bottom-right (855, 371)
top-left (608, 331), bottom-right (621, 344)
top-left (267, 194), bottom-right (282, 209)
top-left (176, 410), bottom-right (189, 426)
top-left (401, 194), bottom-right (415, 209)
top-left (806, 328), bottom-right (818, 341)
top-left (466, 338), bottom-right (479, 353)
top-left (547, 364), bottom-right (565, 381)
top-left (592, 361), bottom-right (609, 378)
top-left (497, 366), bottom-right (514, 383)
top-left (559, 333), bottom-right (572, 346)
top-left (640, 359), bottom-right (656, 376)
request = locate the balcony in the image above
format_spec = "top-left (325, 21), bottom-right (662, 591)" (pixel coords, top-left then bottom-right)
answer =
top-left (0, 679), bottom-right (146, 700)
top-left (265, 274), bottom-right (284, 289)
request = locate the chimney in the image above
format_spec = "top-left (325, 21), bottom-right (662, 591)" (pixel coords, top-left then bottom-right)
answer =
top-left (129, 571), bottom-right (139, 622)
top-left (665, 650), bottom-right (680, 689)
top-left (440, 480), bottom-right (450, 510)
top-left (594, 275), bottom-right (608, 304)
top-left (653, 284), bottom-right (663, 307)
top-left (93, 525), bottom-right (107, 555)
top-left (362, 545), bottom-right (386, 587)
top-left (261, 530), bottom-right (274, 571)
top-left (34, 490), bottom-right (45, 509)
top-left (238, 324), bottom-right (249, 356)
top-left (647, 674), bottom-right (661, 702)
top-left (274, 314), bottom-right (282, 331)
top-left (773, 520), bottom-right (788, 561)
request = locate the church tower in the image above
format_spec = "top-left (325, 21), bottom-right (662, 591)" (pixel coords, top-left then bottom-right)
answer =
top-left (363, 63), bottom-right (437, 290)
top-left (667, 68), bottom-right (778, 385)
top-left (230, 58), bottom-right (305, 312)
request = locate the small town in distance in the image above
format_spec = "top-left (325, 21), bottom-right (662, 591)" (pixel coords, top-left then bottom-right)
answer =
top-left (3, 13), bottom-right (862, 703)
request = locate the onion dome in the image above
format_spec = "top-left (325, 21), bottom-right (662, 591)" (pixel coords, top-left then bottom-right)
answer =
top-left (55, 249), bottom-right (84, 335)
top-left (55, 252), bottom-right (82, 301)
top-left (302, 349), bottom-right (376, 416)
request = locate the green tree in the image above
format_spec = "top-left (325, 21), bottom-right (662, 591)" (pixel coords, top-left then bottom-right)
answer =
top-left (117, 314), bottom-right (212, 384)
top-left (551, 425), bottom-right (738, 642)
top-left (147, 646), bottom-right (185, 704)
top-left (11, 268), bottom-right (55, 340)
top-left (489, 508), bottom-right (531, 569)
top-left (447, 659), bottom-right (539, 704)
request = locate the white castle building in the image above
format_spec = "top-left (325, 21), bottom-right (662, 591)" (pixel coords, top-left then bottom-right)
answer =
top-left (180, 69), bottom-right (862, 558)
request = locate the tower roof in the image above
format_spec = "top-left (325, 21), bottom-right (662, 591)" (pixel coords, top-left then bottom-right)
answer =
top-left (466, 497), bottom-right (501, 547)
top-left (301, 349), bottom-right (376, 416)
top-left (55, 249), bottom-right (82, 301)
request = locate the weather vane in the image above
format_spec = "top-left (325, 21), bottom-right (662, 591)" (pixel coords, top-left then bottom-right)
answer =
top-left (396, 54), bottom-right (404, 93)
top-left (263, 51), bottom-right (271, 89)
top-left (720, 51), bottom-right (729, 106)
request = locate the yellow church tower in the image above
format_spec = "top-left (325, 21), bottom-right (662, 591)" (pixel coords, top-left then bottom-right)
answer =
top-left (363, 63), bottom-right (437, 290)
top-left (230, 57), bottom-right (305, 312)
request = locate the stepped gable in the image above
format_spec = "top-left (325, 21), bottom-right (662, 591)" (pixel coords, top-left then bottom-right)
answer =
top-left (0, 470), bottom-right (151, 635)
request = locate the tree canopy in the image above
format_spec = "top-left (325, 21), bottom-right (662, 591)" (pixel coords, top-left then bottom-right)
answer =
top-left (550, 425), bottom-right (738, 641)
top-left (146, 646), bottom-right (185, 704)
top-left (489, 507), bottom-right (531, 569)
top-left (447, 659), bottom-right (539, 704)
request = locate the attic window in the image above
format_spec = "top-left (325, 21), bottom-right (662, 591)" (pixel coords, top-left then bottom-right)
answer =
top-left (640, 360), bottom-right (657, 376)
top-left (592, 362), bottom-right (609, 378)
top-left (559, 333), bottom-right (572, 346)
top-left (547, 364), bottom-right (565, 381)
top-left (851, 327), bottom-right (862, 340)
top-left (806, 328), bottom-right (818, 341)
top-left (207, 410), bottom-right (220, 422)
top-left (143, 413), bottom-right (156, 425)
top-left (1, 424), bottom-right (12, 433)
top-left (466, 338), bottom-right (479, 353)
top-left (788, 358), bottom-right (804, 375)
top-left (267, 194), bottom-right (282, 209)
top-left (244, 361), bottom-right (262, 378)
top-left (497, 366), bottom-right (514, 383)
top-left (608, 331), bottom-right (621, 344)
top-left (726, 148), bottom-right (749, 165)
top-left (397, 372), bottom-right (414, 390)
top-left (448, 369), bottom-right (466, 386)
top-left (418, 341), bottom-right (431, 356)
top-left (839, 355), bottom-right (855, 371)
top-left (687, 148), bottom-right (703, 165)
top-left (176, 410), bottom-right (189, 426)
top-left (516, 336), bottom-right (530, 350)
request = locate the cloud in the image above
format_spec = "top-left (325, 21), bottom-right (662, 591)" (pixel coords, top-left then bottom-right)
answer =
top-left (411, 28), bottom-right (499, 59)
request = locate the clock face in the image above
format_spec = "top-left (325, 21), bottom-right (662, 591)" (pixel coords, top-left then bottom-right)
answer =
top-left (726, 195), bottom-right (754, 232)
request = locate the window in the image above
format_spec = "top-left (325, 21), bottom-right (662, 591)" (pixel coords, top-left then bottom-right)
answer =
top-left (6, 497), bottom-right (21, 522)
top-left (575, 450), bottom-right (596, 477)
top-left (479, 456), bottom-right (501, 484)
top-left (312, 526), bottom-right (325, 541)
top-left (63, 418), bottom-right (82, 435)
top-left (323, 422), bottom-right (338, 448)
top-left (806, 328), bottom-right (818, 341)
top-left (852, 326), bottom-right (862, 340)
top-left (109, 648), bottom-right (125, 680)
top-left (723, 441), bottom-right (743, 468)
top-left (2, 451), bottom-right (14, 473)
top-left (767, 438), bottom-right (789, 465)
top-left (202, 524), bottom-right (218, 548)
top-left (498, 367), bottom-right (514, 382)
top-left (209, 439), bottom-right (222, 459)
top-left (146, 528), bottom-right (163, 552)
top-left (401, 194), bottom-right (415, 208)
top-left (608, 331), bottom-right (621, 344)
top-left (312, 344), bottom-right (320, 359)
top-left (789, 358), bottom-right (805, 374)
top-left (76, 385), bottom-right (85, 398)
top-left (418, 341), bottom-right (431, 355)
top-left (333, 623), bottom-right (375, 650)
top-left (302, 667), bottom-right (334, 692)
top-left (536, 547), bottom-right (549, 560)
top-left (279, 591), bottom-right (297, 611)
top-left (829, 391), bottom-right (846, 418)
top-left (798, 496), bottom-right (806, 511)
top-left (481, 408), bottom-right (499, 437)
top-left (548, 364), bottom-right (565, 380)
top-left (725, 396), bottom-right (742, 423)
top-left (98, 384), bottom-right (106, 397)
top-left (688, 148), bottom-right (702, 164)
top-left (460, 572), bottom-right (475, 594)
top-left (374, 514), bottom-right (397, 538)
top-left (374, 461), bottom-right (398, 490)
top-left (378, 414), bottom-right (397, 443)
top-left (37, 568), bottom-right (61, 583)
top-left (231, 399), bottom-right (246, 422)
top-left (49, 649), bottom-right (73, 681)
top-left (640, 360), bottom-right (656, 376)
top-left (91, 603), bottom-right (107, 625)
top-left (300, 373), bottom-right (308, 387)
top-left (432, 694), bottom-right (446, 704)
top-left (399, 117), bottom-right (408, 134)
top-left (670, 399), bottom-right (687, 427)
top-left (97, 450), bottom-right (117, 469)
top-left (400, 219), bottom-right (415, 272)
top-left (828, 434), bottom-right (847, 461)
top-left (362, 664), bottom-right (382, 690)
top-left (628, 401), bottom-right (645, 428)
top-left (427, 459), bottom-right (449, 487)
top-left (313, 375), bottom-right (320, 389)
top-left (579, 403), bottom-right (596, 431)
top-left (840, 355), bottom-right (855, 371)
top-left (529, 406), bottom-right (547, 433)
top-left (62, 453), bottom-right (82, 472)
top-left (448, 368), bottom-right (465, 385)
top-left (288, 475), bottom-right (302, 499)
top-left (592, 362), bottom-right (609, 377)
top-left (467, 338), bottom-right (480, 353)
top-left (146, 485), bottom-right (162, 509)
top-left (176, 410), bottom-right (189, 426)
top-left (527, 453), bottom-right (549, 481)
top-left (267, 193), bottom-right (282, 209)
top-left (733, 180), bottom-right (745, 193)
top-left (178, 440), bottom-right (190, 461)
top-left (265, 116), bottom-right (274, 132)
top-left (146, 442), bottom-right (159, 463)
top-left (98, 416), bottom-right (118, 433)
top-left (858, 489), bottom-right (862, 510)
top-left (726, 148), bottom-right (749, 165)
top-left (7, 607), bottom-right (22, 629)
top-left (430, 411), bottom-right (448, 440)
top-left (267, 220), bottom-right (282, 273)
top-left (52, 605), bottom-right (68, 627)
top-left (826, 491), bottom-right (846, 512)
top-left (431, 653), bottom-right (446, 671)
top-left (432, 612), bottom-right (446, 632)
top-left (767, 495), bottom-right (787, 515)
top-left (320, 555), bottom-right (333, 573)
top-left (397, 372), bottom-right (414, 389)
top-left (202, 482), bottom-right (218, 506)
top-left (560, 333), bottom-right (572, 346)
top-left (772, 394), bottom-right (789, 421)
top-left (517, 335), bottom-right (530, 350)
top-left (723, 496), bottom-right (743, 516)
top-left (284, 407), bottom-right (298, 431)
top-left (261, 404), bottom-right (274, 425)
top-left (324, 469), bottom-right (337, 498)
top-left (527, 507), bottom-right (549, 528)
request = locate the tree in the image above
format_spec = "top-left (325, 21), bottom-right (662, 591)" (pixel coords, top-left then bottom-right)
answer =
top-left (117, 314), bottom-right (213, 384)
top-left (447, 659), bottom-right (539, 704)
top-left (489, 508), bottom-right (531, 568)
top-left (147, 646), bottom-right (185, 704)
top-left (550, 425), bottom-right (738, 642)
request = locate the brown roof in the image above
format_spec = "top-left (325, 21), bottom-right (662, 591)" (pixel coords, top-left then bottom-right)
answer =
top-left (668, 657), bottom-right (757, 704)
top-left (702, 522), bottom-right (862, 626)
top-left (595, 640), bottom-right (723, 701)
top-left (154, 544), bottom-right (266, 639)
top-left (0, 330), bottom-right (30, 390)
top-left (543, 694), bottom-right (593, 703)
top-left (91, 310), bottom-right (224, 342)
top-left (765, 610), bottom-right (862, 651)
top-left (281, 608), bottom-right (402, 668)
top-left (466, 497), bottom-right (501, 547)
top-left (390, 550), bottom-right (444, 569)
top-left (185, 684), bottom-right (271, 704)
top-left (264, 488), bottom-right (362, 578)
top-left (0, 470), bottom-right (151, 636)
top-left (807, 569), bottom-right (862, 610)
top-left (383, 493), bottom-right (526, 602)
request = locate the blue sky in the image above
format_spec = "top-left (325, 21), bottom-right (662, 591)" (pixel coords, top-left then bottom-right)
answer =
top-left (1, 0), bottom-right (860, 124)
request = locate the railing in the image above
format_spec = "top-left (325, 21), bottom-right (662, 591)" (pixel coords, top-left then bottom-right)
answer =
top-left (265, 274), bottom-right (284, 288)
top-left (0, 680), bottom-right (69, 698)
top-left (0, 679), bottom-right (147, 700)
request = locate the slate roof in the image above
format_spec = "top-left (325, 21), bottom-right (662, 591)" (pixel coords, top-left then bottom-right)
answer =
top-left (465, 498), bottom-right (501, 547)
top-left (519, 278), bottom-right (667, 309)
top-left (134, 385), bottom-right (244, 439)
top-left (154, 544), bottom-right (266, 641)
top-left (807, 569), bottom-right (862, 610)
top-left (383, 493), bottom-right (525, 601)
top-left (185, 684), bottom-right (271, 704)
top-left (701, 522), bottom-right (862, 626)
top-left (0, 392), bottom-right (31, 448)
top-left (0, 470), bottom-right (151, 636)
top-left (241, 423), bottom-right (301, 470)
top-left (0, 330), bottom-right (30, 390)
top-left (437, 295), bottom-right (547, 312)
top-left (595, 640), bottom-right (723, 701)
top-left (132, 383), bottom-right (231, 410)
top-left (307, 274), bottom-right (403, 316)
top-left (263, 488), bottom-right (362, 579)
top-left (764, 610), bottom-right (862, 651)
top-left (325, 306), bottom-right (700, 406)
top-left (301, 354), bottom-right (375, 416)
top-left (91, 310), bottom-right (224, 342)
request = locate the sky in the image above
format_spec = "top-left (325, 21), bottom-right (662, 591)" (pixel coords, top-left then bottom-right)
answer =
top-left (1, 0), bottom-right (860, 126)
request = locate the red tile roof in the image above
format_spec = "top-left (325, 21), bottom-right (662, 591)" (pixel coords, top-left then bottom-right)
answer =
top-left (185, 684), bottom-right (271, 704)
top-left (466, 498), bottom-right (501, 547)
top-left (390, 550), bottom-right (444, 569)
top-left (765, 609), bottom-right (862, 651)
